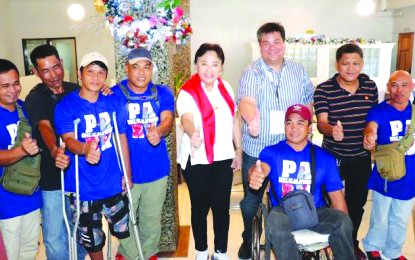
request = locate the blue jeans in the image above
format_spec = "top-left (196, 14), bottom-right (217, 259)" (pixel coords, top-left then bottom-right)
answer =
top-left (41, 190), bottom-right (87, 260)
top-left (363, 191), bottom-right (415, 259)
top-left (240, 152), bottom-right (269, 243)
top-left (41, 190), bottom-right (69, 260)
top-left (267, 207), bottom-right (354, 260)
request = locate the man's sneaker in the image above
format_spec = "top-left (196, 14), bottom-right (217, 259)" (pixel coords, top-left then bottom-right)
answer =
top-left (392, 256), bottom-right (407, 260)
top-left (196, 249), bottom-right (209, 260)
top-left (211, 250), bottom-right (229, 260)
top-left (238, 241), bottom-right (251, 259)
top-left (366, 251), bottom-right (381, 260)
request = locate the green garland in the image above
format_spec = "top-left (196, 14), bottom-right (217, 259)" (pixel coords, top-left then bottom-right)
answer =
top-left (286, 37), bottom-right (377, 45)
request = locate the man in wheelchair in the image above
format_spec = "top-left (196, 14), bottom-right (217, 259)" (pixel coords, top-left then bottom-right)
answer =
top-left (248, 104), bottom-right (354, 260)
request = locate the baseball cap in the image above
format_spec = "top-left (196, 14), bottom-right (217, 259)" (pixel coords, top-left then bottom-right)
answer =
top-left (79, 52), bottom-right (109, 69)
top-left (127, 48), bottom-right (153, 64)
top-left (285, 104), bottom-right (312, 122)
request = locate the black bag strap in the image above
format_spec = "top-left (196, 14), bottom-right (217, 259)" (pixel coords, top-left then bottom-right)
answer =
top-left (310, 144), bottom-right (316, 194)
top-left (271, 143), bottom-right (316, 202)
top-left (118, 82), bottom-right (159, 108)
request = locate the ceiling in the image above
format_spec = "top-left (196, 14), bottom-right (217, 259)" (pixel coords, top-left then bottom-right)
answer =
top-left (378, 0), bottom-right (415, 10)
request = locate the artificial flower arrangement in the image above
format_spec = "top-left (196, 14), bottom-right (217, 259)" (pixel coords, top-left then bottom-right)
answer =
top-left (94, 0), bottom-right (192, 50)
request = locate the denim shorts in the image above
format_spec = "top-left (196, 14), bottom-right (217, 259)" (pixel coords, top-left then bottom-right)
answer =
top-left (68, 193), bottom-right (130, 252)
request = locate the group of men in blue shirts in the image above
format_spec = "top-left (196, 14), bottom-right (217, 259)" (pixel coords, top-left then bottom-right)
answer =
top-left (1, 21), bottom-right (415, 260)
top-left (0, 45), bottom-right (174, 260)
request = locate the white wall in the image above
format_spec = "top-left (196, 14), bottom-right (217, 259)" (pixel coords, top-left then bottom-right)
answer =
top-left (0, 0), bottom-right (13, 60)
top-left (392, 5), bottom-right (415, 75)
top-left (191, 0), bottom-right (395, 90)
top-left (1, 0), bottom-right (116, 83)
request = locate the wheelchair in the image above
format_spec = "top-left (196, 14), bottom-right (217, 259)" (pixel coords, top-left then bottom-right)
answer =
top-left (251, 192), bottom-right (334, 260)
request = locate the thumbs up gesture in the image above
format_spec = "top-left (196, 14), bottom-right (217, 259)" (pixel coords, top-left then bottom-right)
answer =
top-left (248, 108), bottom-right (260, 137)
top-left (54, 142), bottom-right (70, 169)
top-left (21, 132), bottom-right (39, 155)
top-left (190, 126), bottom-right (203, 158)
top-left (249, 160), bottom-right (266, 190)
top-left (332, 120), bottom-right (344, 141)
top-left (85, 136), bottom-right (101, 164)
top-left (146, 123), bottom-right (161, 146)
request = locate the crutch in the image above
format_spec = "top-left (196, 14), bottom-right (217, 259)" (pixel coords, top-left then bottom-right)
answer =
top-left (99, 115), bottom-right (113, 260)
top-left (60, 138), bottom-right (74, 260)
top-left (107, 223), bottom-right (112, 259)
top-left (112, 111), bottom-right (145, 260)
top-left (72, 118), bottom-right (82, 259)
top-left (62, 119), bottom-right (81, 260)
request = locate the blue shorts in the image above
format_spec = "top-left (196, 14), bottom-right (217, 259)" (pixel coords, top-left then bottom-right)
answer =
top-left (68, 193), bottom-right (130, 252)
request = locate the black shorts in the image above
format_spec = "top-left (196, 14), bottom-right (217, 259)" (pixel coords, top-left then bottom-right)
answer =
top-left (68, 192), bottom-right (130, 252)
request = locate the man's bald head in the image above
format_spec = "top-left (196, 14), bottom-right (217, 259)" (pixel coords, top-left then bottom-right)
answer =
top-left (387, 70), bottom-right (414, 109)
top-left (388, 70), bottom-right (412, 85)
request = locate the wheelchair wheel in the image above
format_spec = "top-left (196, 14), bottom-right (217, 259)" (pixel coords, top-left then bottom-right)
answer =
top-left (251, 207), bottom-right (262, 260)
top-left (252, 204), bottom-right (272, 260)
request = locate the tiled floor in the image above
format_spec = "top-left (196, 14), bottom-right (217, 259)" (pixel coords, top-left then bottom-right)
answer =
top-left (36, 184), bottom-right (415, 260)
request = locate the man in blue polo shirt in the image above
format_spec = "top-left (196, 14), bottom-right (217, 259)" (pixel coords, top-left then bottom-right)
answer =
top-left (55, 52), bottom-right (131, 259)
top-left (362, 70), bottom-right (415, 260)
top-left (249, 104), bottom-right (353, 260)
top-left (112, 48), bottom-right (174, 260)
top-left (0, 59), bottom-right (42, 259)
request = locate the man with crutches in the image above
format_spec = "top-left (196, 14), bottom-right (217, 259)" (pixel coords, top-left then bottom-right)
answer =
top-left (24, 44), bottom-right (88, 260)
top-left (112, 48), bottom-right (174, 260)
top-left (55, 52), bottom-right (134, 260)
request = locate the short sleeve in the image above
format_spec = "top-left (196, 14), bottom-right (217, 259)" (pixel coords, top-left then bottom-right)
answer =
top-left (24, 92), bottom-right (48, 128)
top-left (158, 86), bottom-right (175, 112)
top-left (176, 90), bottom-right (198, 117)
top-left (237, 68), bottom-right (259, 103)
top-left (259, 146), bottom-right (276, 178)
top-left (114, 96), bottom-right (127, 134)
top-left (301, 69), bottom-right (314, 105)
top-left (366, 106), bottom-right (379, 124)
top-left (321, 151), bottom-right (343, 192)
top-left (54, 100), bottom-right (75, 136)
top-left (314, 84), bottom-right (329, 115)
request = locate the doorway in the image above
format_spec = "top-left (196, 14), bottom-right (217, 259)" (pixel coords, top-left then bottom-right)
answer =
top-left (22, 37), bottom-right (78, 83)
top-left (396, 32), bottom-right (414, 73)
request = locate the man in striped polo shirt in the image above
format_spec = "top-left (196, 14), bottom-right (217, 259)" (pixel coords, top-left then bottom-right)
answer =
top-left (237, 22), bottom-right (314, 259)
top-left (314, 44), bottom-right (378, 260)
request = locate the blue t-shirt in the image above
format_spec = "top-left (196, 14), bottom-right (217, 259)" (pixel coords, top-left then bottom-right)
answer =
top-left (55, 90), bottom-right (127, 201)
top-left (0, 100), bottom-right (42, 219)
top-left (259, 141), bottom-right (343, 208)
top-left (366, 101), bottom-right (415, 200)
top-left (112, 80), bottom-right (174, 183)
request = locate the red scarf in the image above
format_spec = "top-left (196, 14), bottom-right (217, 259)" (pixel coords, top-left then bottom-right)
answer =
top-left (180, 73), bottom-right (235, 164)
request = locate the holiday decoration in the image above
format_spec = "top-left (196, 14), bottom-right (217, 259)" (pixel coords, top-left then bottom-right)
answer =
top-left (286, 37), bottom-right (377, 45)
top-left (94, 0), bottom-right (192, 50)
